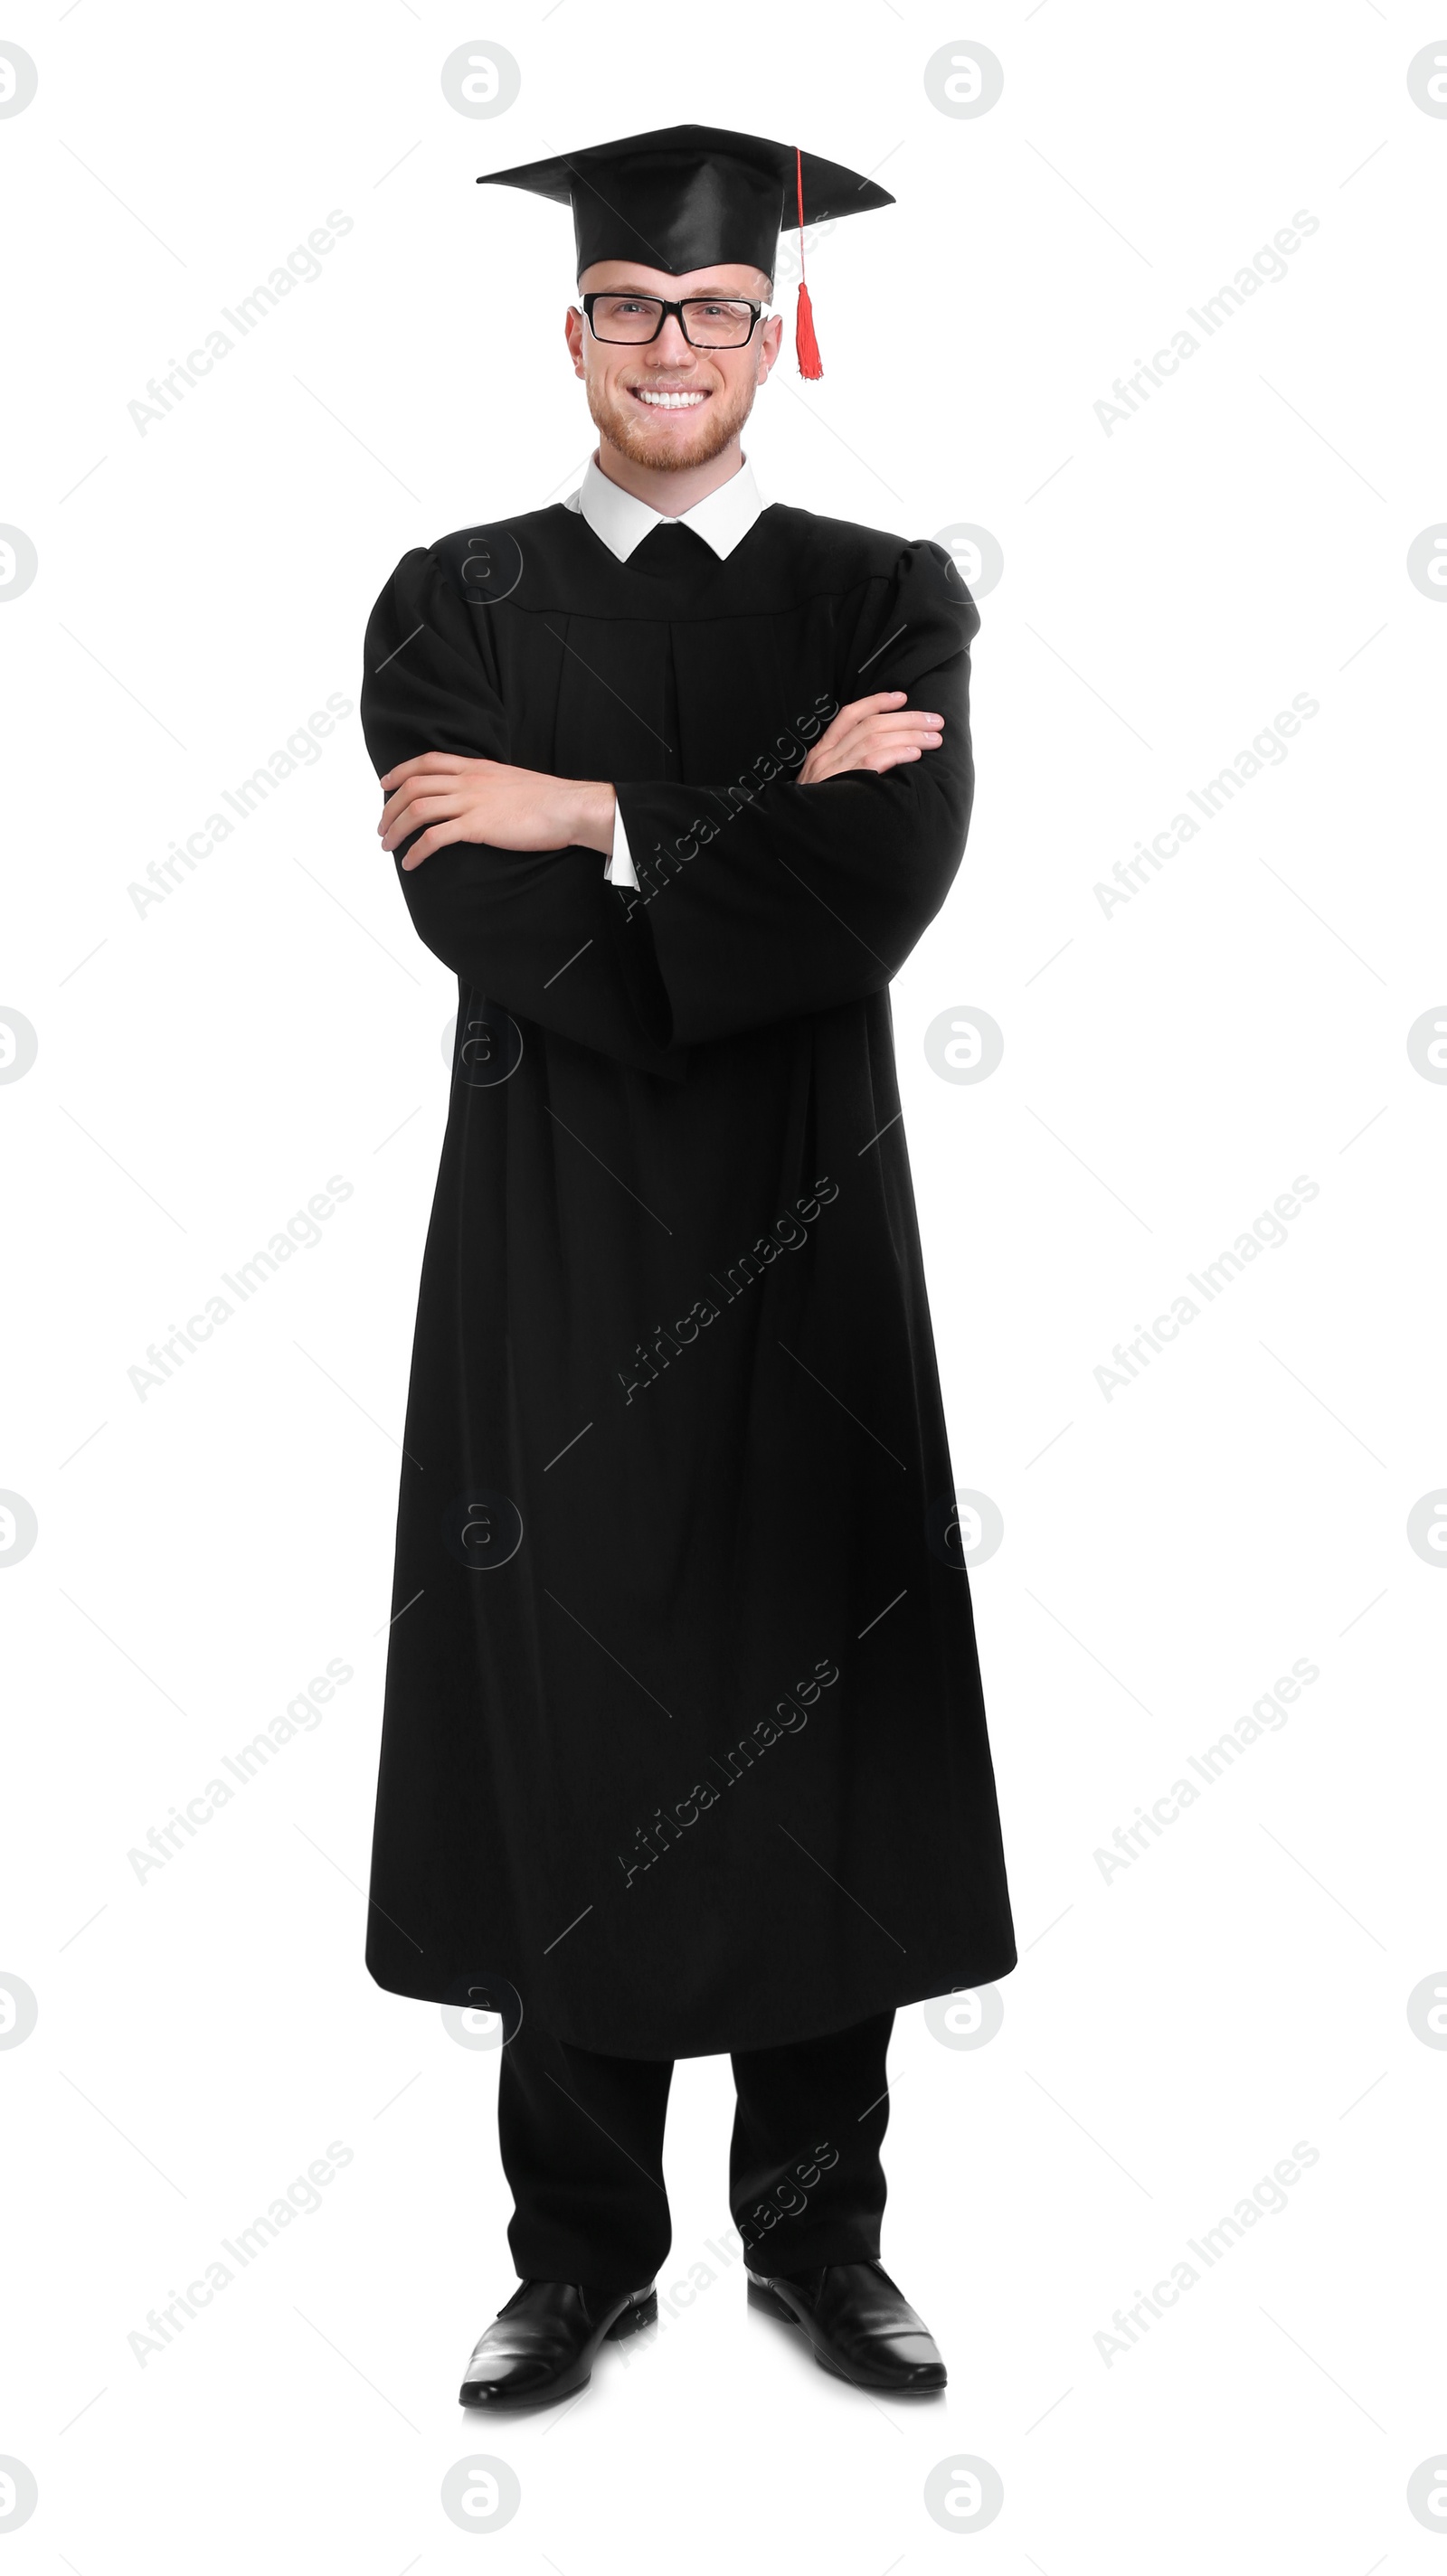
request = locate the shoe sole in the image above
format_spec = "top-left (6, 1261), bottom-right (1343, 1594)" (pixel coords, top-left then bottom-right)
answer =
top-left (745, 2276), bottom-right (946, 2393)
top-left (459, 2287), bottom-right (657, 2409)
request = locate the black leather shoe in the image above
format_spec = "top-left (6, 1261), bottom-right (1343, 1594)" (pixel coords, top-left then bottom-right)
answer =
top-left (459, 2279), bottom-right (657, 2408)
top-left (747, 2260), bottom-right (947, 2392)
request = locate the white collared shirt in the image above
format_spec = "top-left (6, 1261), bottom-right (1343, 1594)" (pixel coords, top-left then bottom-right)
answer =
top-left (563, 450), bottom-right (769, 886)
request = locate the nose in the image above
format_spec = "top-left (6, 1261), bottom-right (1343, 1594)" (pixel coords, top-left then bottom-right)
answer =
top-left (649, 312), bottom-right (695, 365)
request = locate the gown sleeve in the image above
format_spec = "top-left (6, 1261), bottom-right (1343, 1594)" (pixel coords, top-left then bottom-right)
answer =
top-left (361, 547), bottom-right (684, 1083)
top-left (613, 540), bottom-right (981, 1048)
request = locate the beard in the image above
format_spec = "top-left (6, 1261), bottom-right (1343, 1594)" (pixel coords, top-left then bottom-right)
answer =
top-left (585, 363), bottom-right (758, 473)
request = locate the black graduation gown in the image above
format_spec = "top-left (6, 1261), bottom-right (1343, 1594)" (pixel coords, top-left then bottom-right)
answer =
top-left (359, 496), bottom-right (1016, 2059)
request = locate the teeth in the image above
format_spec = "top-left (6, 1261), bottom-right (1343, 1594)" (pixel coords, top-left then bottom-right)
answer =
top-left (633, 389), bottom-right (707, 408)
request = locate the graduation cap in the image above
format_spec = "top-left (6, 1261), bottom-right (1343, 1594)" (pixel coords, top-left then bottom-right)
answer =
top-left (477, 122), bottom-right (894, 382)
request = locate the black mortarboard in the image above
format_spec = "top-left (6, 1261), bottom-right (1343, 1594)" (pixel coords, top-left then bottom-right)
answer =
top-left (477, 123), bottom-right (894, 381)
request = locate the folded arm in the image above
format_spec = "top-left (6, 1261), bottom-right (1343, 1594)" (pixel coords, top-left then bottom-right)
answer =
top-left (610, 543), bottom-right (980, 1046)
top-left (361, 550), bottom-right (682, 1078)
top-left (361, 536), bottom-right (978, 1063)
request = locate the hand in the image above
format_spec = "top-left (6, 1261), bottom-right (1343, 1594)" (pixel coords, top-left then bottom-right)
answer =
top-left (797, 691), bottom-right (943, 786)
top-left (377, 751), bottom-right (615, 870)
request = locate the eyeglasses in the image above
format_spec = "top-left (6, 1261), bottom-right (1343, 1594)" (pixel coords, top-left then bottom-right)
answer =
top-left (581, 291), bottom-right (766, 350)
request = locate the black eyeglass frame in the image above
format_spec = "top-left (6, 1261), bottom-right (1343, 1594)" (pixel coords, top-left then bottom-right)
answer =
top-left (580, 291), bottom-right (768, 349)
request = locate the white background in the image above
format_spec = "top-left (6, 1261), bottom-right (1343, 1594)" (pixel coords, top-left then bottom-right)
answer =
top-left (3, 2), bottom-right (1445, 2568)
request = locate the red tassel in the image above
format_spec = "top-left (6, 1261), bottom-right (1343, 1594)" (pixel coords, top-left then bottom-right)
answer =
top-left (792, 145), bottom-right (822, 380)
top-left (795, 278), bottom-right (822, 380)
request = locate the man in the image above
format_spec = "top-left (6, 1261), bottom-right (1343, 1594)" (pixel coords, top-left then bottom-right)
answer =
top-left (360, 124), bottom-right (1016, 2409)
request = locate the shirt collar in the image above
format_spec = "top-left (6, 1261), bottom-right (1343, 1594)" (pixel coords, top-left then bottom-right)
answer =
top-left (564, 449), bottom-right (767, 563)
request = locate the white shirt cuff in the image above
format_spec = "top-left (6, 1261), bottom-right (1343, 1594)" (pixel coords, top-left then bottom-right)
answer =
top-left (607, 797), bottom-right (640, 890)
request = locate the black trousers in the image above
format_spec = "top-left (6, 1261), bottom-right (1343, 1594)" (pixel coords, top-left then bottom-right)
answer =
top-left (497, 2010), bottom-right (894, 2288)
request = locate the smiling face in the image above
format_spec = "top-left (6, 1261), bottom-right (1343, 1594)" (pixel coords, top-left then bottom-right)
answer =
top-left (565, 259), bottom-right (784, 474)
